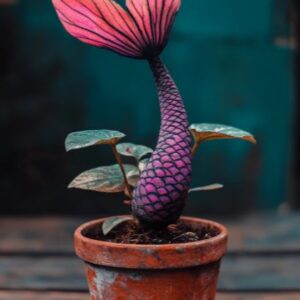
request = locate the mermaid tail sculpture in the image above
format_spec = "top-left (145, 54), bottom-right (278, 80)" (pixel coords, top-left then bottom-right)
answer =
top-left (53, 0), bottom-right (192, 225)
top-left (133, 57), bottom-right (192, 224)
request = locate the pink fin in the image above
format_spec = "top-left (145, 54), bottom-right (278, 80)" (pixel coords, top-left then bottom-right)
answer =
top-left (52, 0), bottom-right (181, 58)
top-left (126, 0), bottom-right (181, 54)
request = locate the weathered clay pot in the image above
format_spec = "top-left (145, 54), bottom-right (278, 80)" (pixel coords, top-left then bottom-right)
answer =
top-left (74, 216), bottom-right (228, 300)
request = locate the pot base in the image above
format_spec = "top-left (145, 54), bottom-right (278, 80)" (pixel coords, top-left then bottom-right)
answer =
top-left (85, 262), bottom-right (220, 300)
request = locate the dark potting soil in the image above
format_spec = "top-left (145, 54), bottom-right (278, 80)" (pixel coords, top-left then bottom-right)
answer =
top-left (84, 220), bottom-right (219, 245)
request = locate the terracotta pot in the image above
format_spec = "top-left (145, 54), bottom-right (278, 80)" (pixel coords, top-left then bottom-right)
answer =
top-left (74, 216), bottom-right (228, 300)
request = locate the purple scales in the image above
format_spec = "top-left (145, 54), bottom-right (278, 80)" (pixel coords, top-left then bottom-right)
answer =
top-left (131, 57), bottom-right (192, 225)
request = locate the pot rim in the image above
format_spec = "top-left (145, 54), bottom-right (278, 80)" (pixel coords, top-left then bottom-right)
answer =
top-left (74, 215), bottom-right (228, 269)
top-left (75, 215), bottom-right (227, 249)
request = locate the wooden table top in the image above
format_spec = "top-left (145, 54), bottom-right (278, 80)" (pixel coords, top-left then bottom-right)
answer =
top-left (0, 213), bottom-right (300, 299)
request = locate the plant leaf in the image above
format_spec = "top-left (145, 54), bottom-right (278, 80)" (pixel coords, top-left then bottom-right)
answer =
top-left (68, 164), bottom-right (139, 193)
top-left (189, 123), bottom-right (256, 144)
top-left (102, 216), bottom-right (132, 236)
top-left (65, 129), bottom-right (125, 151)
top-left (116, 143), bottom-right (153, 161)
top-left (189, 183), bottom-right (224, 193)
top-left (138, 158), bottom-right (149, 172)
top-left (127, 168), bottom-right (140, 187)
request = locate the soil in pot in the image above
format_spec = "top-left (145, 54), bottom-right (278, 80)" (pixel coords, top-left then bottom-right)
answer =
top-left (83, 219), bottom-right (219, 245)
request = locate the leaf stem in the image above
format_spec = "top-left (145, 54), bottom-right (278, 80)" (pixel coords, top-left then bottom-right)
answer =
top-left (191, 140), bottom-right (201, 157)
top-left (111, 144), bottom-right (132, 198)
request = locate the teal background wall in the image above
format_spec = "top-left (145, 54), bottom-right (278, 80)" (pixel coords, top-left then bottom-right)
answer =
top-left (0, 0), bottom-right (294, 214)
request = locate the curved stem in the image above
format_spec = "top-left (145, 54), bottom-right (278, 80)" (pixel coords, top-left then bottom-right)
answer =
top-left (191, 140), bottom-right (201, 157)
top-left (111, 144), bottom-right (132, 198)
top-left (148, 57), bottom-right (189, 135)
top-left (131, 56), bottom-right (193, 224)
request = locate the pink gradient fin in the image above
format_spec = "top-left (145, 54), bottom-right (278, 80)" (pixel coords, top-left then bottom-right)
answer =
top-left (52, 0), bottom-right (181, 59)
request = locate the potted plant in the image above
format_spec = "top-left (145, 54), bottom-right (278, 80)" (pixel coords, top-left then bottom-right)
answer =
top-left (52, 0), bottom-right (256, 299)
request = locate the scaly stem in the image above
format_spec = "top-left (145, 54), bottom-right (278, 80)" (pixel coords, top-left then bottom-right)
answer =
top-left (111, 144), bottom-right (132, 198)
top-left (131, 57), bottom-right (193, 225)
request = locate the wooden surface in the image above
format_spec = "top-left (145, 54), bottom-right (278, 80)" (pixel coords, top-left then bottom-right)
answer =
top-left (0, 213), bottom-right (300, 299)
top-left (0, 291), bottom-right (300, 300)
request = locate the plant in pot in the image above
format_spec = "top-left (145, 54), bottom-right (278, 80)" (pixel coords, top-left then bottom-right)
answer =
top-left (52, 0), bottom-right (256, 299)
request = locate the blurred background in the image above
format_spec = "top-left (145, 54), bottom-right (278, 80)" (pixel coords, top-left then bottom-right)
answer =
top-left (0, 0), bottom-right (298, 216)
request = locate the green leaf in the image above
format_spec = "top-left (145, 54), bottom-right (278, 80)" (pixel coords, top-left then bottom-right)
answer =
top-left (127, 168), bottom-right (140, 187)
top-left (189, 123), bottom-right (256, 144)
top-left (138, 158), bottom-right (149, 172)
top-left (65, 129), bottom-right (125, 152)
top-left (102, 216), bottom-right (132, 236)
top-left (68, 164), bottom-right (139, 193)
top-left (189, 183), bottom-right (224, 193)
top-left (116, 143), bottom-right (153, 161)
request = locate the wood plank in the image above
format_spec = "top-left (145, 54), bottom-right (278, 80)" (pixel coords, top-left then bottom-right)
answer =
top-left (0, 256), bottom-right (300, 291)
top-left (218, 293), bottom-right (300, 300)
top-left (220, 255), bottom-right (300, 290)
top-left (0, 291), bottom-right (89, 300)
top-left (0, 257), bottom-right (85, 290)
top-left (0, 291), bottom-right (300, 300)
top-left (1, 213), bottom-right (300, 253)
top-left (0, 217), bottom-right (86, 253)
top-left (224, 213), bottom-right (300, 252)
